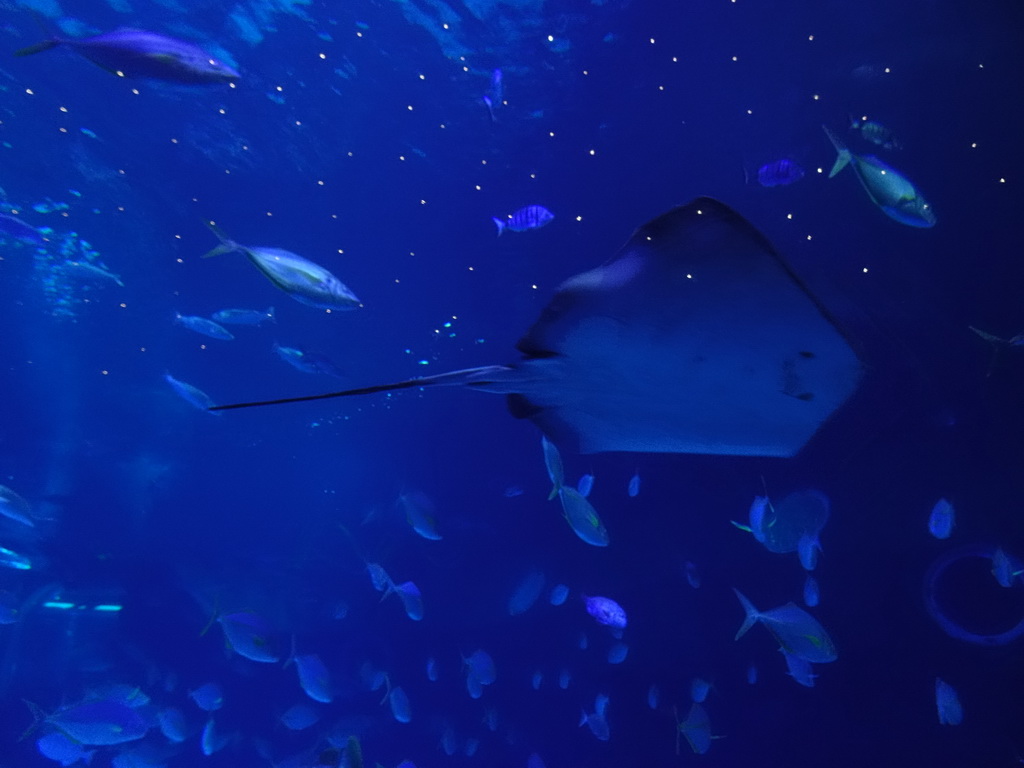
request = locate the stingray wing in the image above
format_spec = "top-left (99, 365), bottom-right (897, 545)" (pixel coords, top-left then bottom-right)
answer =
top-left (505, 197), bottom-right (862, 456)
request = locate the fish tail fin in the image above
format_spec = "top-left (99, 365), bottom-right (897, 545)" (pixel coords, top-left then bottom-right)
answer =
top-left (198, 595), bottom-right (221, 637)
top-left (578, 709), bottom-right (589, 728)
top-left (20, 699), bottom-right (45, 741)
top-left (848, 113), bottom-right (860, 129)
top-left (547, 482), bottom-right (561, 501)
top-left (732, 588), bottom-right (759, 640)
top-left (14, 39), bottom-right (60, 57)
top-left (203, 222), bottom-right (239, 256)
top-left (821, 125), bottom-right (851, 178)
top-left (492, 217), bottom-right (505, 236)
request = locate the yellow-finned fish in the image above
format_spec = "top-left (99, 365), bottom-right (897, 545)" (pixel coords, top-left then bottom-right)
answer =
top-left (823, 125), bottom-right (935, 228)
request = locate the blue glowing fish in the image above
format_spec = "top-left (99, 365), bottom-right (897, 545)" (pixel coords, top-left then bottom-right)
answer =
top-left (398, 490), bottom-right (442, 541)
top-left (217, 610), bottom-right (280, 663)
top-left (274, 344), bottom-right (345, 378)
top-left (676, 702), bottom-right (712, 755)
top-left (492, 205), bottom-right (554, 235)
top-left (935, 677), bottom-right (963, 725)
top-left (211, 306), bottom-right (275, 325)
top-left (164, 373), bottom-right (216, 412)
top-left (823, 125), bottom-right (935, 227)
top-left (189, 682), bottom-right (223, 712)
top-left (204, 224), bottom-right (362, 311)
top-left (559, 487), bottom-right (609, 547)
top-left (757, 159), bottom-right (805, 187)
top-left (389, 686), bottom-right (412, 723)
top-left (582, 595), bottom-right (627, 629)
top-left (733, 589), bottom-right (837, 663)
top-left (27, 699), bottom-right (149, 746)
top-left (928, 498), bottom-right (955, 540)
top-left (15, 28), bottom-right (240, 84)
top-left (175, 313), bottom-right (234, 341)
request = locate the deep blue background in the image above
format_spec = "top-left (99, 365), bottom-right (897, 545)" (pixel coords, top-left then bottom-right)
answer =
top-left (1, 0), bottom-right (1023, 765)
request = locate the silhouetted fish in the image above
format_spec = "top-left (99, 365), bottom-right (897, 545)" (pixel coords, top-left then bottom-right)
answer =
top-left (15, 28), bottom-right (239, 84)
top-left (757, 159), bottom-right (805, 187)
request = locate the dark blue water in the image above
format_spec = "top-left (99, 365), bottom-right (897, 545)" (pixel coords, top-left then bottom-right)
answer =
top-left (1, 0), bottom-right (1022, 766)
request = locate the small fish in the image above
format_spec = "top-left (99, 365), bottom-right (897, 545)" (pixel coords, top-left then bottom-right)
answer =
top-left (823, 125), bottom-right (935, 227)
top-left (991, 548), bottom-right (1023, 588)
top-left (676, 702), bottom-right (712, 755)
top-left (849, 116), bottom-right (901, 150)
top-left (164, 373), bottom-right (216, 411)
top-left (366, 562), bottom-right (393, 593)
top-left (732, 495), bottom-right (772, 543)
top-left (274, 344), bottom-right (345, 378)
top-left (781, 648), bottom-right (817, 687)
top-left (201, 716), bottom-right (228, 755)
top-left (463, 649), bottom-right (497, 687)
top-left (211, 306), bottom-right (275, 325)
top-left (0, 545), bottom-right (31, 570)
top-left (482, 69), bottom-right (503, 121)
top-left (189, 682), bottom-right (223, 711)
top-left (928, 498), bottom-right (955, 540)
top-left (803, 575), bottom-right (820, 607)
top-left (798, 531), bottom-right (822, 571)
top-left (559, 487), bottom-right (609, 547)
top-left (508, 569), bottom-right (545, 616)
top-left (582, 595), bottom-right (627, 629)
top-left (175, 313), bottom-right (234, 340)
top-left (291, 651), bottom-right (333, 703)
top-left (26, 699), bottom-right (149, 746)
top-left (558, 668), bottom-right (571, 689)
top-left (388, 686), bottom-right (412, 723)
top-left (576, 473), bottom-right (594, 497)
top-left (393, 581), bottom-right (424, 621)
top-left (156, 707), bottom-right (187, 742)
top-left (36, 732), bottom-right (95, 766)
top-left (541, 436), bottom-right (565, 499)
top-left (606, 642), bottom-right (628, 664)
top-left (398, 490), bottom-right (442, 541)
top-left (204, 224), bottom-right (361, 311)
top-left (756, 159), bottom-right (805, 187)
top-left (426, 657), bottom-right (439, 681)
top-left (0, 212), bottom-right (43, 245)
top-left (627, 471), bottom-right (640, 498)
top-left (935, 677), bottom-right (963, 725)
top-left (216, 611), bottom-right (279, 663)
top-left (733, 589), bottom-right (837, 663)
top-left (579, 693), bottom-right (610, 741)
top-left (62, 259), bottom-right (125, 287)
top-left (690, 678), bottom-right (710, 703)
top-left (549, 583), bottom-right (569, 606)
top-left (646, 684), bottom-right (659, 710)
top-left (280, 702), bottom-right (320, 730)
top-left (684, 560), bottom-right (701, 589)
top-left (492, 205), bottom-right (554, 235)
top-left (0, 484), bottom-right (34, 527)
top-left (16, 28), bottom-right (240, 84)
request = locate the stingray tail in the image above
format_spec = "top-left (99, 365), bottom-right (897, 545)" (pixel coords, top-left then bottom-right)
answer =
top-left (14, 39), bottom-right (60, 57)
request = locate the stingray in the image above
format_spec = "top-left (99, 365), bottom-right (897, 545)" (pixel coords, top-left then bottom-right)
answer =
top-left (212, 198), bottom-right (862, 457)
